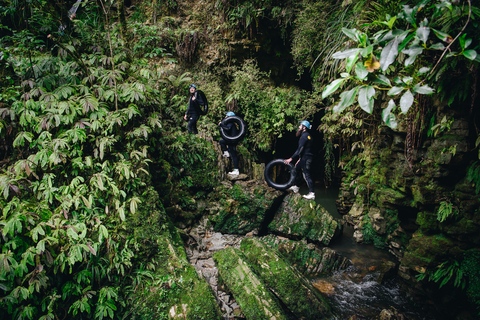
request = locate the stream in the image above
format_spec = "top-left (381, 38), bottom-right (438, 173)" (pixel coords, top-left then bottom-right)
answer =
top-left (314, 186), bottom-right (438, 320)
top-left (185, 185), bottom-right (442, 319)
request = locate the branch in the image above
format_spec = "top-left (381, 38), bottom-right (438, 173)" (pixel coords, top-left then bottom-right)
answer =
top-left (428, 0), bottom-right (472, 78)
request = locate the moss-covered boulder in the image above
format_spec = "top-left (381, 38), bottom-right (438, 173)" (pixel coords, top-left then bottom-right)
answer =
top-left (126, 187), bottom-right (221, 319)
top-left (240, 238), bottom-right (334, 319)
top-left (210, 182), bottom-right (284, 234)
top-left (259, 234), bottom-right (351, 276)
top-left (268, 193), bottom-right (340, 245)
top-left (213, 246), bottom-right (289, 320)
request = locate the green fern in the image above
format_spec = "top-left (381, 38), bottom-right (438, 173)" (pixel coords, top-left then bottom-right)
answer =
top-left (437, 201), bottom-right (458, 222)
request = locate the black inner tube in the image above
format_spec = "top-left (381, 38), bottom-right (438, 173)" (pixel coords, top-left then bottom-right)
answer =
top-left (219, 116), bottom-right (246, 143)
top-left (264, 159), bottom-right (296, 190)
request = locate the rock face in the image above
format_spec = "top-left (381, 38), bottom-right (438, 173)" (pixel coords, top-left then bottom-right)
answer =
top-left (213, 238), bottom-right (335, 320)
top-left (213, 246), bottom-right (290, 320)
top-left (260, 234), bottom-right (351, 276)
top-left (268, 193), bottom-right (341, 246)
top-left (334, 111), bottom-right (480, 317)
top-left (209, 180), bottom-right (284, 235)
top-left (240, 238), bottom-right (334, 319)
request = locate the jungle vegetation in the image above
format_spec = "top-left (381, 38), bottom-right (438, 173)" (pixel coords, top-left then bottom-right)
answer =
top-left (0, 0), bottom-right (479, 319)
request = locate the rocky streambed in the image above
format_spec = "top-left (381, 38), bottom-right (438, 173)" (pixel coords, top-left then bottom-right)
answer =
top-left (180, 177), bottom-right (431, 319)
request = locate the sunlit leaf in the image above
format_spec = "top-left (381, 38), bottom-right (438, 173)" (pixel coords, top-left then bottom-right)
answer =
top-left (333, 87), bottom-right (358, 114)
top-left (463, 50), bottom-right (477, 61)
top-left (388, 86), bottom-right (404, 96)
top-left (382, 99), bottom-right (398, 129)
top-left (400, 90), bottom-right (414, 114)
top-left (332, 48), bottom-right (362, 59)
top-left (358, 86), bottom-right (375, 114)
top-left (355, 63), bottom-right (369, 80)
top-left (322, 79), bottom-right (345, 99)
top-left (413, 84), bottom-right (435, 94)
top-left (380, 36), bottom-right (399, 71)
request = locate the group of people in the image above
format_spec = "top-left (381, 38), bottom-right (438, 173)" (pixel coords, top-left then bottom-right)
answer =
top-left (184, 84), bottom-right (315, 200)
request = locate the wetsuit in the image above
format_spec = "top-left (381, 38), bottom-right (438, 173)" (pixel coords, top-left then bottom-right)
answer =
top-left (185, 92), bottom-right (205, 134)
top-left (290, 131), bottom-right (314, 193)
top-left (219, 120), bottom-right (239, 169)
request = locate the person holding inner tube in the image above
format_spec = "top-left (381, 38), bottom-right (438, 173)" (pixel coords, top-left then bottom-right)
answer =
top-left (219, 111), bottom-right (240, 177)
top-left (184, 84), bottom-right (204, 134)
top-left (284, 120), bottom-right (315, 200)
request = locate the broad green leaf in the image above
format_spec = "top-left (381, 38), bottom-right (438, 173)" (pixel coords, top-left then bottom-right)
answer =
top-left (13, 132), bottom-right (34, 147)
top-left (430, 43), bottom-right (445, 50)
top-left (463, 50), bottom-right (477, 61)
top-left (413, 84), bottom-right (435, 94)
top-left (380, 37), bottom-right (399, 71)
top-left (322, 79), bottom-right (345, 99)
top-left (355, 63), bottom-right (369, 80)
top-left (341, 28), bottom-right (360, 42)
top-left (417, 18), bottom-right (430, 44)
top-left (360, 45), bottom-right (373, 57)
top-left (388, 86), bottom-right (404, 96)
top-left (346, 53), bottom-right (359, 73)
top-left (332, 48), bottom-right (362, 59)
top-left (401, 6), bottom-right (416, 27)
top-left (375, 74), bottom-right (391, 86)
top-left (400, 90), bottom-right (414, 113)
top-left (432, 28), bottom-right (452, 42)
top-left (333, 87), bottom-right (358, 114)
top-left (382, 99), bottom-right (398, 129)
top-left (358, 86), bottom-right (375, 114)
top-left (403, 46), bottom-right (423, 66)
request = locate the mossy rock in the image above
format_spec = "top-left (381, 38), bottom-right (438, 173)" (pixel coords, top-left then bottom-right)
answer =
top-left (268, 193), bottom-right (340, 245)
top-left (240, 238), bottom-right (334, 319)
top-left (211, 183), bottom-right (283, 234)
top-left (125, 188), bottom-right (221, 319)
top-left (213, 246), bottom-right (289, 320)
top-left (401, 231), bottom-right (462, 270)
top-left (259, 235), bottom-right (351, 276)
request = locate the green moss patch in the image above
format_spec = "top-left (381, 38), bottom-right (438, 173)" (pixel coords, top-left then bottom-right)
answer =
top-left (240, 238), bottom-right (333, 319)
top-left (213, 246), bottom-right (289, 320)
top-left (268, 194), bottom-right (339, 245)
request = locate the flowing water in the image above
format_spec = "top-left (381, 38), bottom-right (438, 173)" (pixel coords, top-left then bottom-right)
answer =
top-left (313, 186), bottom-right (438, 320)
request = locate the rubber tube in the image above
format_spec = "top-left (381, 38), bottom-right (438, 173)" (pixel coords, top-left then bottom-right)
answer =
top-left (219, 116), bottom-right (246, 143)
top-left (264, 159), bottom-right (296, 190)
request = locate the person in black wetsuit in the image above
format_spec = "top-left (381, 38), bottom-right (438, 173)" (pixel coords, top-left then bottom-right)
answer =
top-left (184, 84), bottom-right (205, 134)
top-left (284, 120), bottom-right (315, 200)
top-left (219, 111), bottom-right (240, 177)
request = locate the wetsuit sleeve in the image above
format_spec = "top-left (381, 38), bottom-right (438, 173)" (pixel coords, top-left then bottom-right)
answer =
top-left (290, 134), bottom-right (308, 160)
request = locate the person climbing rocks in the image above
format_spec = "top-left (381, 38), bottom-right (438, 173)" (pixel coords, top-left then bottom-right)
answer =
top-left (284, 120), bottom-right (315, 200)
top-left (184, 84), bottom-right (205, 134)
top-left (219, 111), bottom-right (240, 177)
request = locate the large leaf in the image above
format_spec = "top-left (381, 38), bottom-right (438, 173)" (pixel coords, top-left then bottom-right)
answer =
top-left (346, 53), bottom-right (359, 73)
top-left (332, 48), bottom-right (362, 59)
top-left (388, 86), bottom-right (404, 96)
top-left (380, 37), bottom-right (399, 71)
top-left (333, 87), bottom-right (358, 114)
top-left (400, 90), bottom-right (414, 114)
top-left (463, 50), bottom-right (477, 61)
top-left (403, 46), bottom-right (423, 66)
top-left (375, 74), bottom-right (391, 86)
top-left (416, 26), bottom-right (430, 43)
top-left (322, 78), bottom-right (345, 99)
top-left (432, 28), bottom-right (452, 42)
top-left (382, 99), bottom-right (398, 129)
top-left (358, 86), bottom-right (375, 114)
top-left (342, 28), bottom-right (360, 42)
top-left (355, 62), bottom-right (369, 80)
top-left (413, 84), bottom-right (435, 94)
